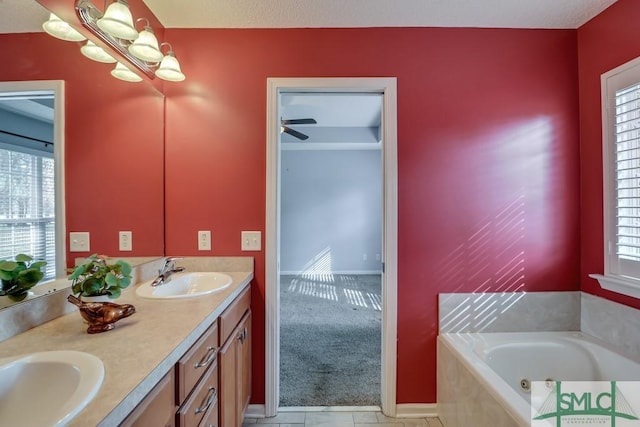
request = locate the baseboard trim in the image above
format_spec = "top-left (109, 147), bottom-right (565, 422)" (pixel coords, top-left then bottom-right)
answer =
top-left (395, 403), bottom-right (438, 418)
top-left (280, 270), bottom-right (383, 276)
top-left (245, 404), bottom-right (266, 418)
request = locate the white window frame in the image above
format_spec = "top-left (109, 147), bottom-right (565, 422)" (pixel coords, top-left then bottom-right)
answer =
top-left (0, 81), bottom-right (66, 279)
top-left (592, 57), bottom-right (640, 299)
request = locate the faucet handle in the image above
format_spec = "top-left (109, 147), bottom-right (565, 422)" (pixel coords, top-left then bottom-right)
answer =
top-left (160, 257), bottom-right (183, 273)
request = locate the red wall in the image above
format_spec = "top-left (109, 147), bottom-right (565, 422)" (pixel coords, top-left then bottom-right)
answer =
top-left (163, 27), bottom-right (581, 403)
top-left (0, 32), bottom-right (165, 264)
top-left (578, 0), bottom-right (640, 309)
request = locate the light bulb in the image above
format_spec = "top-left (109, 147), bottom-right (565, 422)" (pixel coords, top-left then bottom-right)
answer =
top-left (155, 52), bottom-right (185, 82)
top-left (111, 62), bottom-right (142, 82)
top-left (80, 40), bottom-right (117, 63)
top-left (97, 1), bottom-right (138, 41)
top-left (42, 13), bottom-right (86, 42)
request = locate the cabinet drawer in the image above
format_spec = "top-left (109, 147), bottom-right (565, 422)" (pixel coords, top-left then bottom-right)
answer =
top-left (176, 322), bottom-right (219, 404)
top-left (177, 360), bottom-right (218, 427)
top-left (198, 399), bottom-right (218, 427)
top-left (219, 287), bottom-right (251, 344)
top-left (120, 368), bottom-right (176, 427)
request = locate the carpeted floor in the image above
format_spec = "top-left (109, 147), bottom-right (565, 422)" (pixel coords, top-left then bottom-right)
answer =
top-left (279, 274), bottom-right (382, 407)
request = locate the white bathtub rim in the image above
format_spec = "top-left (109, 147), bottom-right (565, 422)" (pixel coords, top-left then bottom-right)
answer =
top-left (438, 333), bottom-right (531, 427)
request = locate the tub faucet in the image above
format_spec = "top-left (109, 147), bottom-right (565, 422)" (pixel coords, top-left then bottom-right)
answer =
top-left (151, 257), bottom-right (185, 287)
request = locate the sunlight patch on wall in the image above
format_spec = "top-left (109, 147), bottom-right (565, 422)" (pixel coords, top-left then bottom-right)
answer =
top-left (299, 246), bottom-right (334, 282)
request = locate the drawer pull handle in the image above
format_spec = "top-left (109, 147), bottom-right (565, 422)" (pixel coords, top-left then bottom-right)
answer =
top-left (194, 346), bottom-right (217, 369)
top-left (195, 386), bottom-right (217, 415)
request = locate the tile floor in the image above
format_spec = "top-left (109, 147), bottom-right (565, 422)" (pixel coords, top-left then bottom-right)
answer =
top-left (243, 411), bottom-right (443, 427)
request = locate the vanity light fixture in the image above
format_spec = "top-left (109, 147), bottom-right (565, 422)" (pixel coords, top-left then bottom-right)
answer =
top-left (41, 0), bottom-right (186, 83)
top-left (42, 13), bottom-right (87, 42)
top-left (155, 43), bottom-right (185, 82)
top-left (80, 40), bottom-right (117, 63)
top-left (111, 62), bottom-right (142, 82)
top-left (128, 18), bottom-right (163, 63)
top-left (96, 0), bottom-right (138, 41)
top-left (75, 0), bottom-right (186, 82)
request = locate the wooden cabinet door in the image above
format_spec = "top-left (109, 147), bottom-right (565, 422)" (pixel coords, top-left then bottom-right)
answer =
top-left (120, 369), bottom-right (176, 427)
top-left (238, 311), bottom-right (252, 420)
top-left (218, 326), bottom-right (238, 427)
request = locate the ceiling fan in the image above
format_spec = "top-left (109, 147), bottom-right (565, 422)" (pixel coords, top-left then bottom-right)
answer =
top-left (280, 118), bottom-right (317, 141)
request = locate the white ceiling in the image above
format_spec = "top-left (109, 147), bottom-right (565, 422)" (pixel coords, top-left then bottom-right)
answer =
top-left (0, 0), bottom-right (619, 33)
top-left (282, 93), bottom-right (382, 128)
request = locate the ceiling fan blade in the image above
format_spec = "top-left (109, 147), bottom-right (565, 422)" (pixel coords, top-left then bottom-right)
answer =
top-left (282, 118), bottom-right (317, 125)
top-left (282, 126), bottom-right (309, 140)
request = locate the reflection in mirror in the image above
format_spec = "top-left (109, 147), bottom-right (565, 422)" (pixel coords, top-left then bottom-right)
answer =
top-left (0, 1), bottom-right (166, 311)
top-left (0, 81), bottom-right (65, 304)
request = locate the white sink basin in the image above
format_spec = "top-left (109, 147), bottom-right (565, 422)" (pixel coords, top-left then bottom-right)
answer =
top-left (0, 350), bottom-right (104, 427)
top-left (136, 272), bottom-right (233, 299)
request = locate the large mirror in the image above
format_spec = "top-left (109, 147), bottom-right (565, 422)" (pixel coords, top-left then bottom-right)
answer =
top-left (0, 1), bottom-right (165, 309)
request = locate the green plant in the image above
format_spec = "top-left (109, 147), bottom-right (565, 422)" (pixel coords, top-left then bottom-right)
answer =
top-left (0, 254), bottom-right (47, 302)
top-left (69, 254), bottom-right (132, 299)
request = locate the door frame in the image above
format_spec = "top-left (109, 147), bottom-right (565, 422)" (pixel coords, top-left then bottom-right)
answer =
top-left (265, 77), bottom-right (398, 416)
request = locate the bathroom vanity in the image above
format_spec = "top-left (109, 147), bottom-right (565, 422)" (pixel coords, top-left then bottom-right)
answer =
top-left (121, 286), bottom-right (251, 427)
top-left (0, 257), bottom-right (253, 427)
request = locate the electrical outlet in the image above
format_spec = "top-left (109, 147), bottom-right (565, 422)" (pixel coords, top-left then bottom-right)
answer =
top-left (198, 230), bottom-right (211, 251)
top-left (376, 253), bottom-right (381, 261)
top-left (241, 231), bottom-right (261, 251)
top-left (363, 253), bottom-right (368, 261)
top-left (119, 231), bottom-right (133, 251)
top-left (69, 232), bottom-right (90, 252)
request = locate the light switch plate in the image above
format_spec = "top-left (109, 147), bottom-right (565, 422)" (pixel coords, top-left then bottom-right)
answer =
top-left (119, 231), bottom-right (133, 251)
top-left (198, 230), bottom-right (211, 251)
top-left (241, 231), bottom-right (261, 251)
top-left (69, 232), bottom-right (90, 252)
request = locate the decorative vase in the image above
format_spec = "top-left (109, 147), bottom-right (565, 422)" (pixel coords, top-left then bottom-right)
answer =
top-left (67, 295), bottom-right (136, 334)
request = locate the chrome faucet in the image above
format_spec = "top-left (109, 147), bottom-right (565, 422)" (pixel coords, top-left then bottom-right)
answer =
top-left (151, 257), bottom-right (185, 287)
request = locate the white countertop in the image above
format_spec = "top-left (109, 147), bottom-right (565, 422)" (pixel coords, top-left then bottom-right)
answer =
top-left (0, 263), bottom-right (253, 427)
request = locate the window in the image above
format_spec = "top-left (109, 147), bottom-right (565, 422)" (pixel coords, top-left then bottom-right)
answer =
top-left (0, 148), bottom-right (56, 280)
top-left (594, 57), bottom-right (640, 298)
top-left (0, 82), bottom-right (64, 284)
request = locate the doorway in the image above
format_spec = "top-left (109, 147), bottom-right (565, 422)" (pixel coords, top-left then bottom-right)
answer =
top-left (265, 78), bottom-right (398, 417)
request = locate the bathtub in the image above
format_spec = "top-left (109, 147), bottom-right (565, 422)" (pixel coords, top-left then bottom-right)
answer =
top-left (437, 332), bottom-right (640, 427)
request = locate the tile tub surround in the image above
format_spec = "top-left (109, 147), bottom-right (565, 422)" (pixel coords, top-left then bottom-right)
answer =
top-left (0, 257), bottom-right (253, 427)
top-left (581, 292), bottom-right (640, 358)
top-left (438, 291), bottom-right (581, 333)
top-left (437, 337), bottom-right (521, 427)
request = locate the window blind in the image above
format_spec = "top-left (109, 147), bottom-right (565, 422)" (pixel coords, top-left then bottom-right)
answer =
top-left (0, 148), bottom-right (56, 280)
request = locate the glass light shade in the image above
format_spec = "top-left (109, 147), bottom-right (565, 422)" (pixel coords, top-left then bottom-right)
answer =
top-left (97, 1), bottom-right (138, 41)
top-left (111, 62), bottom-right (142, 82)
top-left (128, 27), bottom-right (163, 63)
top-left (80, 41), bottom-right (117, 63)
top-left (155, 53), bottom-right (186, 82)
top-left (42, 13), bottom-right (86, 42)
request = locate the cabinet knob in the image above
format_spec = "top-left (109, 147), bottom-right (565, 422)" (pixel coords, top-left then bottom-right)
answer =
top-left (237, 327), bottom-right (248, 343)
